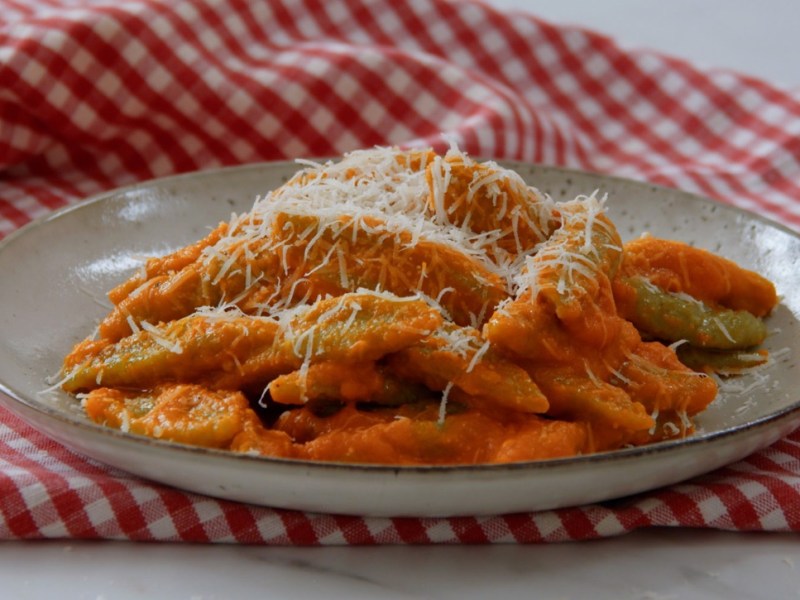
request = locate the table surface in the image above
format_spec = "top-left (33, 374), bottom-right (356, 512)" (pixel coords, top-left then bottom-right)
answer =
top-left (3, 1), bottom-right (800, 598)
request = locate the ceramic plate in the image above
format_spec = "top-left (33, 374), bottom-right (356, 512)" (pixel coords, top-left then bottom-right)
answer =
top-left (1, 161), bottom-right (798, 517)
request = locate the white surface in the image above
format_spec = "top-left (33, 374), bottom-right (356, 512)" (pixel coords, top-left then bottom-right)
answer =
top-left (4, 1), bottom-right (800, 598)
top-left (493, 0), bottom-right (800, 89)
top-left (0, 530), bottom-right (798, 599)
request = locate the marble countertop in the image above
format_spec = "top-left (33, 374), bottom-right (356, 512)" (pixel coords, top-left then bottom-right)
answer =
top-left (2, 529), bottom-right (798, 599)
top-left (3, 1), bottom-right (799, 598)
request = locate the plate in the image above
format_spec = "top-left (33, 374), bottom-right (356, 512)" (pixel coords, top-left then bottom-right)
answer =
top-left (1, 161), bottom-right (799, 517)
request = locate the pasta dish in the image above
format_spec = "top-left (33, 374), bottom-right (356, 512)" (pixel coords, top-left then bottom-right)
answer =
top-left (58, 147), bottom-right (778, 465)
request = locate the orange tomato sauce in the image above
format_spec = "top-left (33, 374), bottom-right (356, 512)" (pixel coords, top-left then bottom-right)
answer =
top-left (61, 148), bottom-right (777, 466)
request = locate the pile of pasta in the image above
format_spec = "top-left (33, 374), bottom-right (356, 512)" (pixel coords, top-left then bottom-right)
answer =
top-left (59, 147), bottom-right (778, 465)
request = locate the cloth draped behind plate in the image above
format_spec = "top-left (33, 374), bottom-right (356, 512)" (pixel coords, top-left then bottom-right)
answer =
top-left (1, 0), bottom-right (799, 542)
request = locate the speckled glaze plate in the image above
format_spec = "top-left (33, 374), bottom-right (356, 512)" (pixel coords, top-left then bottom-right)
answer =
top-left (1, 161), bottom-right (798, 517)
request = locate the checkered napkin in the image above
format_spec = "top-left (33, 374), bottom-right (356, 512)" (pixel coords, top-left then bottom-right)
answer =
top-left (1, 0), bottom-right (799, 543)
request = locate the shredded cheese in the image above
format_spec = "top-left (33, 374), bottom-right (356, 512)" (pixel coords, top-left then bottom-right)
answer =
top-left (189, 145), bottom-right (561, 322)
top-left (139, 321), bottom-right (184, 354)
top-left (437, 381), bottom-right (455, 427)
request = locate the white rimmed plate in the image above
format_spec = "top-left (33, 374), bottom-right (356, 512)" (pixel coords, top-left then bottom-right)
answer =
top-left (0, 161), bottom-right (798, 517)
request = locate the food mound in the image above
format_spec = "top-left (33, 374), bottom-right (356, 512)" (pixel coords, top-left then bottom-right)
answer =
top-left (59, 147), bottom-right (778, 465)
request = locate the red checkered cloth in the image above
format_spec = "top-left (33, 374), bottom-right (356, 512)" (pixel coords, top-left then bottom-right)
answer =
top-left (1, 0), bottom-right (799, 543)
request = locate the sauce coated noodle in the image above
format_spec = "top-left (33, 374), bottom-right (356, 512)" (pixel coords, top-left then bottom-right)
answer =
top-left (60, 147), bottom-right (778, 465)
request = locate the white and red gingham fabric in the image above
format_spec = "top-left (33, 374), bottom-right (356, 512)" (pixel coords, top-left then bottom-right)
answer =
top-left (1, 0), bottom-right (799, 543)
